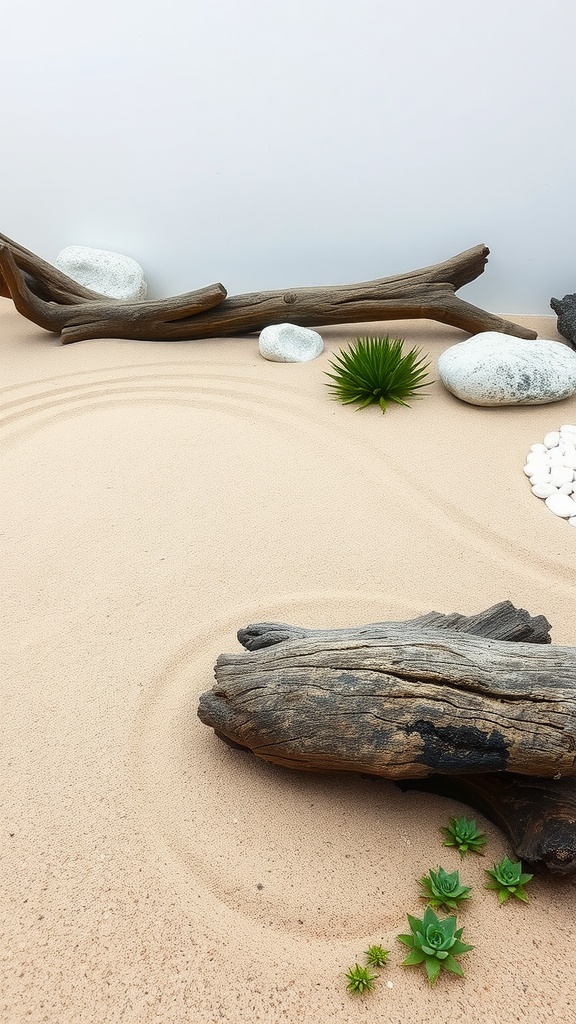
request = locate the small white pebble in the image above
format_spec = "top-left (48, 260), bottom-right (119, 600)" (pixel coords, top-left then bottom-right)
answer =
top-left (526, 429), bottom-right (576, 526)
top-left (531, 482), bottom-right (558, 498)
top-left (529, 470), bottom-right (552, 485)
top-left (386, 981), bottom-right (393, 989)
top-left (550, 465), bottom-right (574, 487)
top-left (545, 492), bottom-right (576, 518)
top-left (548, 447), bottom-right (566, 465)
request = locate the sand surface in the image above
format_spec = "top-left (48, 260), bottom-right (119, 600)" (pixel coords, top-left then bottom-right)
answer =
top-left (1, 298), bottom-right (575, 1023)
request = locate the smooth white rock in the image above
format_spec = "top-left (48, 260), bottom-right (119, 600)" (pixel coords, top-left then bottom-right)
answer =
top-left (526, 450), bottom-right (550, 463)
top-left (549, 447), bottom-right (566, 465)
top-left (569, 517), bottom-right (576, 527)
top-left (560, 424), bottom-right (576, 433)
top-left (258, 323), bottom-right (324, 363)
top-left (545, 492), bottom-right (576, 518)
top-left (562, 446), bottom-right (576, 469)
top-left (544, 430), bottom-right (561, 448)
top-left (549, 465), bottom-right (574, 487)
top-left (531, 482), bottom-right (558, 498)
top-left (524, 463), bottom-right (541, 476)
top-left (530, 443), bottom-right (548, 454)
top-left (529, 471), bottom-right (552, 485)
top-left (559, 482), bottom-right (574, 494)
top-left (55, 245), bottom-right (148, 300)
top-left (437, 334), bottom-right (576, 406)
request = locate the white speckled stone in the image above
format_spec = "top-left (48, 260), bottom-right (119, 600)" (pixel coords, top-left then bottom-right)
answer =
top-left (55, 245), bottom-right (148, 300)
top-left (437, 333), bottom-right (576, 406)
top-left (258, 323), bottom-right (324, 363)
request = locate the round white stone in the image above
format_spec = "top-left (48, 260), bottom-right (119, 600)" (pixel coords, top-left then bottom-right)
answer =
top-left (543, 430), bottom-right (561, 449)
top-left (55, 245), bottom-right (147, 300)
top-left (549, 465), bottom-right (574, 487)
top-left (529, 471), bottom-right (552, 485)
top-left (530, 443), bottom-right (548, 454)
top-left (258, 323), bottom-right (324, 363)
top-left (437, 334), bottom-right (576, 406)
top-left (545, 492), bottom-right (576, 518)
top-left (562, 446), bottom-right (576, 469)
top-left (569, 517), bottom-right (576, 527)
top-left (531, 482), bottom-right (558, 498)
top-left (548, 447), bottom-right (565, 465)
top-left (559, 482), bottom-right (574, 494)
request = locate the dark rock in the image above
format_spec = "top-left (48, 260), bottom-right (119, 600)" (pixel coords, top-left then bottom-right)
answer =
top-left (551, 293), bottom-right (576, 350)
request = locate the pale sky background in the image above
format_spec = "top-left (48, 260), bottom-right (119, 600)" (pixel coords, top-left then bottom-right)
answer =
top-left (1, 0), bottom-right (574, 312)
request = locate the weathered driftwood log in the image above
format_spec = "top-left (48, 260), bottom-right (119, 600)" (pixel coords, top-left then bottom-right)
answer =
top-left (199, 628), bottom-right (576, 779)
top-left (198, 602), bottom-right (576, 875)
top-left (237, 601), bottom-right (553, 651)
top-left (0, 233), bottom-right (537, 343)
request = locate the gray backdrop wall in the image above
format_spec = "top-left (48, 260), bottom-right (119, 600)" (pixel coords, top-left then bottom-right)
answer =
top-left (1, 0), bottom-right (574, 313)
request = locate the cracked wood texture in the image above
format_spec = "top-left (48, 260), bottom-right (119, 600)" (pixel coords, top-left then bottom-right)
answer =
top-left (199, 627), bottom-right (576, 780)
top-left (198, 603), bottom-right (576, 874)
top-left (0, 234), bottom-right (537, 343)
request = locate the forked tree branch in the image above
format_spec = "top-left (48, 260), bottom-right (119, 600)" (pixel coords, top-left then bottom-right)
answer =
top-left (0, 234), bottom-right (537, 343)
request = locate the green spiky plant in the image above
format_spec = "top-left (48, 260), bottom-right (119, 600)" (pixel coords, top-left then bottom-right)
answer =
top-left (397, 906), bottom-right (474, 986)
top-left (364, 944), bottom-right (390, 968)
top-left (345, 963), bottom-right (378, 995)
top-left (441, 816), bottom-right (487, 857)
top-left (324, 335), bottom-right (432, 413)
top-left (418, 866), bottom-right (472, 911)
top-left (485, 855), bottom-right (534, 904)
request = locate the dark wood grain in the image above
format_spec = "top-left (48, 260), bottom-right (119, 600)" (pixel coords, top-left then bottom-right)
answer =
top-left (0, 235), bottom-right (537, 342)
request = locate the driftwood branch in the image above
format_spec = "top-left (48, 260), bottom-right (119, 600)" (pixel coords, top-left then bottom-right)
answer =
top-left (199, 628), bottom-right (576, 780)
top-left (0, 234), bottom-right (537, 343)
top-left (198, 602), bottom-right (576, 875)
top-left (237, 601), bottom-right (553, 651)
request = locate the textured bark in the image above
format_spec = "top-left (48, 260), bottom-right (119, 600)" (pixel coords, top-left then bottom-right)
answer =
top-left (237, 601), bottom-right (553, 651)
top-left (199, 627), bottom-right (576, 780)
top-left (0, 234), bottom-right (537, 343)
top-left (198, 602), bottom-right (576, 875)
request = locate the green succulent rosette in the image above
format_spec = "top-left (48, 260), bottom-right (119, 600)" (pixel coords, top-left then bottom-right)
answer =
top-left (397, 906), bottom-right (474, 986)
top-left (441, 816), bottom-right (487, 857)
top-left (418, 866), bottom-right (472, 911)
top-left (485, 855), bottom-right (533, 903)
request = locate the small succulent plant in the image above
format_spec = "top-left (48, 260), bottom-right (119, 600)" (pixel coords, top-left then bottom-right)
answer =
top-left (364, 944), bottom-right (390, 968)
top-left (397, 906), bottom-right (474, 986)
top-left (345, 963), bottom-right (378, 994)
top-left (485, 855), bottom-right (533, 903)
top-left (418, 866), bottom-right (472, 911)
top-left (441, 816), bottom-right (487, 857)
top-left (324, 335), bottom-right (432, 413)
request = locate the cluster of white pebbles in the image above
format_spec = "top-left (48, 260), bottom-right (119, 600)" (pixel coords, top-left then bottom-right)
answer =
top-left (524, 424), bottom-right (576, 525)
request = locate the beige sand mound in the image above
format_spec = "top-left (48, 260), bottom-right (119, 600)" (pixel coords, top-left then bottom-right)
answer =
top-left (2, 300), bottom-right (575, 1023)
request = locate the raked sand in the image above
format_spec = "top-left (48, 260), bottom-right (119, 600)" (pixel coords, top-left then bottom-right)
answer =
top-left (1, 297), bottom-right (575, 1023)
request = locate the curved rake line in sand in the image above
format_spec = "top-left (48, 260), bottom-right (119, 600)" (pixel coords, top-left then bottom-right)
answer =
top-left (130, 590), bottom-right (427, 941)
top-left (2, 370), bottom-right (574, 596)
